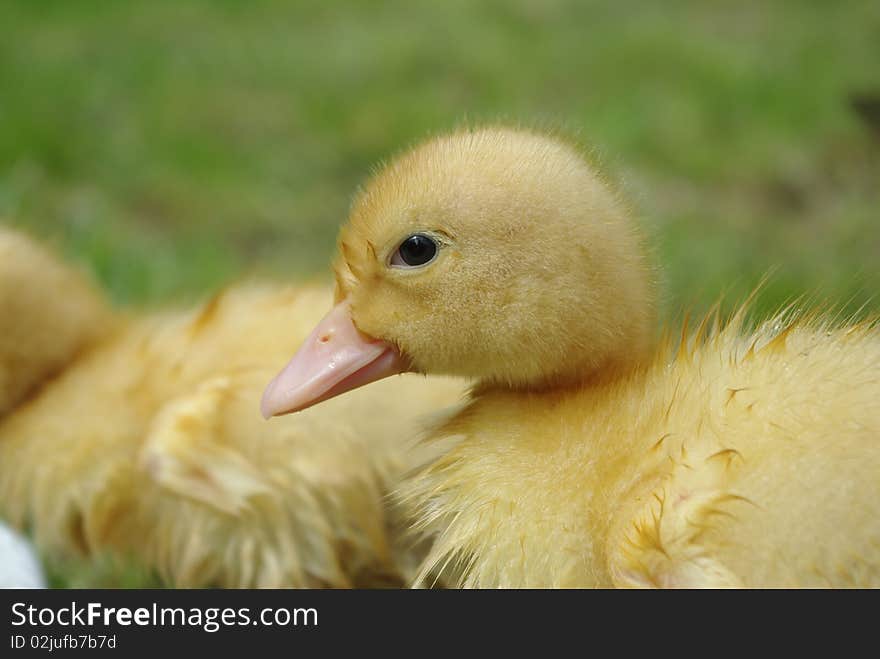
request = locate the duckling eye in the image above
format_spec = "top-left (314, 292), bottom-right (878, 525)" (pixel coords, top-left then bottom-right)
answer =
top-left (390, 234), bottom-right (438, 268)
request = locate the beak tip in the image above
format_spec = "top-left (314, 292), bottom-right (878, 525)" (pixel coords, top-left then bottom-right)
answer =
top-left (259, 298), bottom-right (406, 420)
top-left (260, 380), bottom-right (281, 419)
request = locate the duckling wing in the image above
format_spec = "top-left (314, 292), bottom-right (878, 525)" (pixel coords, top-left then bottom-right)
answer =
top-left (607, 458), bottom-right (746, 588)
top-left (141, 374), bottom-right (272, 516)
top-left (608, 318), bottom-right (880, 589)
top-left (139, 369), bottom-right (404, 587)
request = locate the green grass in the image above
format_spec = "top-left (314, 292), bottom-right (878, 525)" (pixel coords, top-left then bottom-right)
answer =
top-left (43, 554), bottom-right (163, 590)
top-left (1, 1), bottom-right (878, 585)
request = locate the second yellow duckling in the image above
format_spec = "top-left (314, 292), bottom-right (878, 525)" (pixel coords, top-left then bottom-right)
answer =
top-left (263, 127), bottom-right (880, 587)
top-left (0, 227), bottom-right (464, 587)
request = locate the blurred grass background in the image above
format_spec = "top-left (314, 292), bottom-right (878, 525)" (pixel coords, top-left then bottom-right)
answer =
top-left (1, 0), bottom-right (878, 585)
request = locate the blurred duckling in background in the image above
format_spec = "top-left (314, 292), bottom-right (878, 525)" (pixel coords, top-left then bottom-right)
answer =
top-left (263, 127), bottom-right (880, 588)
top-left (0, 227), bottom-right (464, 587)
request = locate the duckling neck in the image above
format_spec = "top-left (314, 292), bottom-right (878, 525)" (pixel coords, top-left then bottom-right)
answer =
top-left (474, 342), bottom-right (655, 398)
top-left (409, 321), bottom-right (661, 586)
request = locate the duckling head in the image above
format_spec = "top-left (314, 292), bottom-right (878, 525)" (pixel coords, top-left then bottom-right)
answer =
top-left (262, 127), bottom-right (655, 417)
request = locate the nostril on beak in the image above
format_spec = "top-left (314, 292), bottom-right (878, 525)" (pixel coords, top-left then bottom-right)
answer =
top-left (318, 332), bottom-right (332, 344)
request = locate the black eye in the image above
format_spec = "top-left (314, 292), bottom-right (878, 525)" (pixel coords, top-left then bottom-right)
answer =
top-left (390, 233), bottom-right (438, 268)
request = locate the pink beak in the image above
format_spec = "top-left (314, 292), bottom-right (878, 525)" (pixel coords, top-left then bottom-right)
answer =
top-left (260, 299), bottom-right (408, 418)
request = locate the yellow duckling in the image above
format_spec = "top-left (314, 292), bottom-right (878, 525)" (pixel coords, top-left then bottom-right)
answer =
top-left (0, 227), bottom-right (463, 587)
top-left (262, 126), bottom-right (880, 588)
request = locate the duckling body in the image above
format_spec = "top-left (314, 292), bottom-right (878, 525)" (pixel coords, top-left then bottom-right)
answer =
top-left (0, 228), bottom-right (464, 587)
top-left (406, 316), bottom-right (880, 587)
top-left (263, 126), bottom-right (880, 588)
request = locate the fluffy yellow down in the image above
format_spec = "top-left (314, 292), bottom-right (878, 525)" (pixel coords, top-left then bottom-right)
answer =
top-left (404, 310), bottom-right (880, 587)
top-left (326, 126), bottom-right (880, 587)
top-left (0, 227), bottom-right (464, 587)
